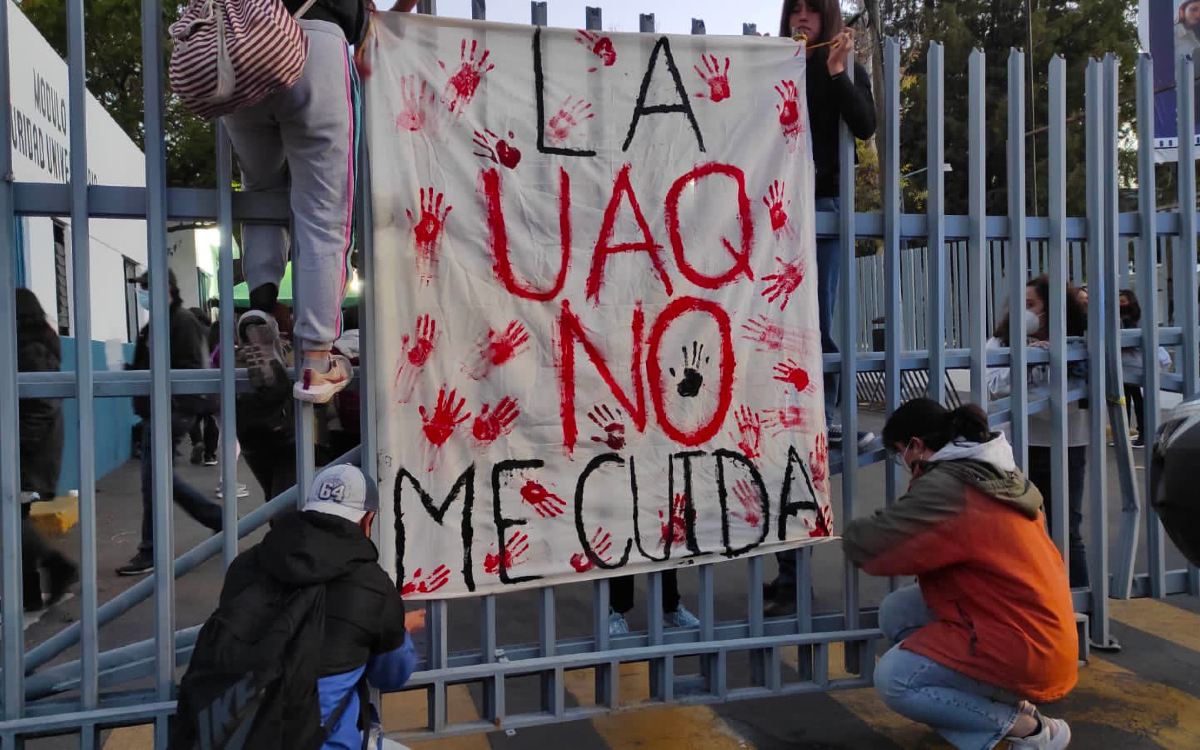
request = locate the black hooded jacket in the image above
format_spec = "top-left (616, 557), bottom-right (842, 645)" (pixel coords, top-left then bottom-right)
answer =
top-left (222, 511), bottom-right (406, 676)
top-left (806, 49), bottom-right (876, 199)
top-left (285, 0), bottom-right (370, 46)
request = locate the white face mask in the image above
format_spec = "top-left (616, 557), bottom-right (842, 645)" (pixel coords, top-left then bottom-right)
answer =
top-left (1023, 309), bottom-right (1041, 335)
top-left (136, 287), bottom-right (150, 311)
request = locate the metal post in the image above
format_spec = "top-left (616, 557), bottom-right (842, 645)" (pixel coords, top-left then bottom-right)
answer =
top-left (586, 6), bottom-right (602, 31)
top-left (926, 42), bottom-right (947, 405)
top-left (215, 126), bottom-right (238, 569)
top-left (640, 13), bottom-right (655, 33)
top-left (691, 19), bottom-right (706, 35)
top-left (531, 1), bottom-right (547, 26)
top-left (471, 0), bottom-right (485, 20)
top-left (743, 23), bottom-right (758, 36)
top-left (1046, 56), bottom-right (1069, 562)
top-left (1007, 49), bottom-right (1029, 471)
top-left (967, 49), bottom-right (988, 407)
top-left (882, 37), bottom-right (902, 525)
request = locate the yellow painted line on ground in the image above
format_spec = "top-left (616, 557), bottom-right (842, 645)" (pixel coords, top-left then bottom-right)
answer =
top-left (102, 725), bottom-right (152, 750)
top-left (1068, 656), bottom-right (1200, 747)
top-left (380, 685), bottom-right (491, 749)
top-left (562, 663), bottom-right (750, 749)
top-left (1109, 596), bottom-right (1200, 654)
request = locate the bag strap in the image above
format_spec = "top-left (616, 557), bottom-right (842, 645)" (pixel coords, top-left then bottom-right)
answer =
top-left (321, 675), bottom-right (362, 737)
top-left (294, 0), bottom-right (318, 20)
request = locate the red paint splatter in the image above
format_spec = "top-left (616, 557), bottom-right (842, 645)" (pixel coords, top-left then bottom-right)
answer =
top-left (646, 297), bottom-right (735, 446)
top-left (810, 503), bottom-right (834, 538)
top-left (810, 433), bottom-right (830, 494)
top-left (520, 480), bottom-right (568, 519)
top-left (773, 359), bottom-right (812, 394)
top-left (480, 167), bottom-right (571, 301)
top-left (473, 129), bottom-right (521, 169)
top-left (440, 39), bottom-right (494, 113)
top-left (775, 80), bottom-right (802, 150)
top-left (762, 255), bottom-right (805, 310)
top-left (730, 406), bottom-right (762, 461)
top-left (419, 387), bottom-right (471, 447)
top-left (762, 405), bottom-right (813, 436)
top-left (741, 315), bottom-right (821, 356)
top-left (484, 531), bottom-right (529, 574)
top-left (731, 479), bottom-right (762, 528)
top-left (401, 565), bottom-right (450, 596)
top-left (570, 527), bottom-right (613, 572)
top-left (664, 163), bottom-right (755, 291)
top-left (466, 321), bottom-right (530, 380)
top-left (658, 492), bottom-right (688, 549)
top-left (547, 96), bottom-right (594, 145)
top-left (575, 29), bottom-right (617, 72)
top-left (405, 188), bottom-right (452, 286)
top-left (394, 314), bottom-right (439, 403)
top-left (587, 403), bottom-right (626, 450)
top-left (557, 301), bottom-right (647, 454)
top-left (472, 396), bottom-right (520, 445)
top-left (763, 180), bottom-right (791, 234)
top-left (587, 163), bottom-right (672, 303)
top-left (693, 55), bottom-right (732, 102)
top-left (395, 75), bottom-right (437, 132)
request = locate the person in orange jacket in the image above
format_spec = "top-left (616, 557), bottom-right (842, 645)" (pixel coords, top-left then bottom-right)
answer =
top-left (844, 398), bottom-right (1077, 750)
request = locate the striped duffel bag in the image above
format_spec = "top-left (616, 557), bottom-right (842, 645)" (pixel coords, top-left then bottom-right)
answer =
top-left (169, 0), bottom-right (316, 120)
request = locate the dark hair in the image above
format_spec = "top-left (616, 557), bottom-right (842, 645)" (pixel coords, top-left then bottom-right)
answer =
top-left (882, 398), bottom-right (991, 454)
top-left (993, 275), bottom-right (1088, 345)
top-left (15, 288), bottom-right (61, 360)
top-left (778, 0), bottom-right (843, 45)
top-left (1118, 288), bottom-right (1142, 328)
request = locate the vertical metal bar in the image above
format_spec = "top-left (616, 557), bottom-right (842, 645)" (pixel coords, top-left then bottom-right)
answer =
top-left (427, 599), bottom-right (448, 730)
top-left (926, 42), bottom-right (947, 405)
top-left (592, 579), bottom-right (614, 707)
top-left (640, 13), bottom-right (655, 33)
top-left (64, 0), bottom-right (98, 723)
top-left (417, 0), bottom-right (436, 14)
top-left (1007, 49), bottom-right (1030, 471)
top-left (471, 0), bottom-right (485, 20)
top-left (216, 127), bottom-right (238, 568)
top-left (1179, 55), bottom-right (1200, 400)
top-left (531, 1), bottom-right (547, 26)
top-left (882, 37), bottom-right (902, 524)
top-left (1084, 59), bottom-right (1111, 645)
top-left (0, 0), bottom-right (23, 730)
top-left (480, 596), bottom-right (502, 722)
top-left (585, 6), bottom-right (601, 31)
top-left (647, 572), bottom-right (667, 700)
top-left (796, 547), bottom-right (814, 681)
top-left (691, 18), bottom-right (706, 35)
top-left (140, 0), bottom-right (176, 737)
top-left (1046, 56), bottom-right (1069, 562)
top-left (838, 48), bottom-right (863, 675)
top-left (540, 588), bottom-right (563, 716)
top-left (968, 49), bottom-right (987, 406)
top-left (743, 23), bottom-right (758, 35)
top-left (698, 564), bottom-right (718, 693)
top-left (1134, 54), bottom-right (1165, 598)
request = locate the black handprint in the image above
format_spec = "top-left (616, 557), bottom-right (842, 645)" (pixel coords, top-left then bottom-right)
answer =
top-left (668, 342), bottom-right (709, 398)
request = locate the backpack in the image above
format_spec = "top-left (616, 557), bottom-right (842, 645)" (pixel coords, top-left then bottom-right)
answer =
top-left (168, 0), bottom-right (318, 121)
top-left (169, 573), bottom-right (361, 750)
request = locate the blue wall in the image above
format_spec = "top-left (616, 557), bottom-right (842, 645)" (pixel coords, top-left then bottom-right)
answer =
top-left (55, 338), bottom-right (139, 496)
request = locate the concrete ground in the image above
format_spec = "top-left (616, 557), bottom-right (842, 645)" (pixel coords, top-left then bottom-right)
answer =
top-left (16, 412), bottom-right (1200, 749)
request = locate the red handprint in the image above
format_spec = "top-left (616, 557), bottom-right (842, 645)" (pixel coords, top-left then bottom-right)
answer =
top-left (742, 315), bottom-right (822, 357)
top-left (659, 493), bottom-right (688, 550)
top-left (401, 565), bottom-right (451, 596)
top-left (810, 433), bottom-right (830, 494)
top-left (570, 527), bottom-right (614, 572)
top-left (775, 80), bottom-right (803, 150)
top-left (484, 531), bottom-right (530, 574)
top-left (762, 255), bottom-right (806, 310)
top-left (395, 75), bottom-right (437, 133)
top-left (763, 180), bottom-right (792, 234)
top-left (730, 406), bottom-right (763, 461)
top-left (774, 359), bottom-right (813, 394)
top-left (693, 55), bottom-right (732, 102)
top-left (763, 405), bottom-right (814, 437)
top-left (547, 96), bottom-right (594, 145)
top-left (406, 188), bottom-right (452, 286)
top-left (588, 404), bottom-right (626, 451)
top-left (574, 29), bottom-right (617, 72)
top-left (472, 396), bottom-right (520, 445)
top-left (472, 129), bottom-right (522, 169)
top-left (808, 504), bottom-right (834, 538)
top-left (520, 480), bottom-right (568, 519)
top-left (465, 321), bottom-right (531, 380)
top-left (731, 479), bottom-right (763, 528)
top-left (419, 387), bottom-right (471, 448)
top-left (440, 39), bottom-right (494, 113)
top-left (394, 314), bottom-right (439, 403)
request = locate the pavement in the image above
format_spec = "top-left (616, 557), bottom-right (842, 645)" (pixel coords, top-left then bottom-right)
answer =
top-left (15, 413), bottom-right (1200, 749)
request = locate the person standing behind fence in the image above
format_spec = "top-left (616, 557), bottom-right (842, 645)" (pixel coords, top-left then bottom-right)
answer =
top-left (986, 275), bottom-right (1091, 589)
top-left (226, 0), bottom-right (418, 406)
top-left (117, 270), bottom-right (224, 577)
top-left (845, 399), bottom-right (1076, 750)
top-left (15, 289), bottom-right (78, 611)
top-left (1118, 289), bottom-right (1172, 449)
top-left (187, 307), bottom-right (220, 466)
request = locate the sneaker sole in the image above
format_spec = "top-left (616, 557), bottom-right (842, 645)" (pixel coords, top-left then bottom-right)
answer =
top-left (240, 322), bottom-right (286, 391)
top-left (116, 567), bottom-right (152, 577)
top-left (293, 370), bottom-right (352, 405)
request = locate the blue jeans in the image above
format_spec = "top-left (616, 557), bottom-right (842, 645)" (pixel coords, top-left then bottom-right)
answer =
top-left (874, 586), bottom-right (1020, 750)
top-left (815, 196), bottom-right (841, 427)
top-left (139, 420), bottom-right (224, 553)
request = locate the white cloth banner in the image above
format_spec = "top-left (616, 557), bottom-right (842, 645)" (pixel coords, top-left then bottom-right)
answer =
top-left (365, 14), bottom-right (833, 599)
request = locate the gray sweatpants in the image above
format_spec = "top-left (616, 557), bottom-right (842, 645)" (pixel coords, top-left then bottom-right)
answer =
top-left (224, 19), bottom-right (359, 353)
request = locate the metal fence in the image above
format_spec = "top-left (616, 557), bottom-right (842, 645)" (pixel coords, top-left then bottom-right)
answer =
top-left (1, 0), bottom-right (1199, 746)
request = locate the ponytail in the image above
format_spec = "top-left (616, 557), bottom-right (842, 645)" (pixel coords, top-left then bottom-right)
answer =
top-left (882, 398), bottom-right (992, 453)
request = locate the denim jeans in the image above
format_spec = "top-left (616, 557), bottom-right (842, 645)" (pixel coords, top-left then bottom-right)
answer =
top-left (139, 421), bottom-right (224, 553)
top-left (1027, 445), bottom-right (1089, 588)
top-left (874, 586), bottom-right (1020, 750)
top-left (815, 196), bottom-right (841, 427)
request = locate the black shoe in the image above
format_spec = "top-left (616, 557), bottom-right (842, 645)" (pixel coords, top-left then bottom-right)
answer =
top-left (763, 580), bottom-right (778, 601)
top-left (117, 551), bottom-right (154, 576)
top-left (203, 454), bottom-right (219, 466)
top-left (44, 556), bottom-right (78, 607)
top-left (1131, 436), bottom-right (1145, 448)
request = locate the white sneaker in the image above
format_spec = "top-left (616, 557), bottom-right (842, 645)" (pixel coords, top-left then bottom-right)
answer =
top-left (608, 610), bottom-right (630, 635)
top-left (294, 354), bottom-right (353, 404)
top-left (215, 483), bottom-right (249, 499)
top-left (1008, 713), bottom-right (1071, 749)
top-left (663, 604), bottom-right (700, 629)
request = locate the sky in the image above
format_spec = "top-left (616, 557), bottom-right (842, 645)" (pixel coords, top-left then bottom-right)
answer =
top-left (425, 0), bottom-right (788, 36)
